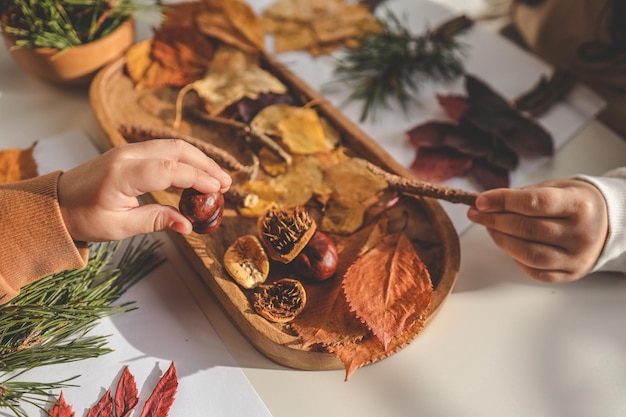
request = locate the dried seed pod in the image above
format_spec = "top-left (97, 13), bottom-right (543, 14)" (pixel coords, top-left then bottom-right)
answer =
top-left (224, 235), bottom-right (270, 289)
top-left (252, 278), bottom-right (307, 323)
top-left (257, 206), bottom-right (317, 263)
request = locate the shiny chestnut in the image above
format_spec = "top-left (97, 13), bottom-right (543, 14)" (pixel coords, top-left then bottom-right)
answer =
top-left (178, 188), bottom-right (224, 234)
top-left (292, 231), bottom-right (338, 281)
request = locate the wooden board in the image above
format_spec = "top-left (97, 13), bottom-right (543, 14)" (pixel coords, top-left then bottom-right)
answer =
top-left (89, 53), bottom-right (461, 371)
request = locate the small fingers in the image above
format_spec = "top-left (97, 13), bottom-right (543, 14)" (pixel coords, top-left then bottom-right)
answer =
top-left (110, 139), bottom-right (232, 193)
top-left (468, 207), bottom-right (567, 245)
top-left (118, 204), bottom-right (194, 238)
top-left (474, 186), bottom-right (577, 218)
top-left (486, 228), bottom-right (594, 283)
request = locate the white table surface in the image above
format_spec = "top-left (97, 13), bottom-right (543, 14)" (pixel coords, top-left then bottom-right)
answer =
top-left (2, 1), bottom-right (626, 416)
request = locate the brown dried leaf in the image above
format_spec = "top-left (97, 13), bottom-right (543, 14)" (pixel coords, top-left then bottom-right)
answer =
top-left (161, 1), bottom-right (211, 29)
top-left (0, 143), bottom-right (37, 184)
top-left (151, 26), bottom-right (215, 73)
top-left (324, 157), bottom-right (387, 204)
top-left (343, 232), bottom-right (433, 350)
top-left (221, 0), bottom-right (266, 51)
top-left (194, 0), bottom-right (264, 54)
top-left (321, 198), bottom-right (366, 235)
top-left (48, 392), bottom-right (75, 417)
top-left (192, 47), bottom-right (287, 115)
top-left (262, 0), bottom-right (378, 56)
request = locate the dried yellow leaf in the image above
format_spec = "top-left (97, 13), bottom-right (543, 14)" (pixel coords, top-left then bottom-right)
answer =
top-left (278, 107), bottom-right (332, 154)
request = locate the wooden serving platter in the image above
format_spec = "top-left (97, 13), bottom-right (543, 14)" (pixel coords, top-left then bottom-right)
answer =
top-left (90, 53), bottom-right (460, 372)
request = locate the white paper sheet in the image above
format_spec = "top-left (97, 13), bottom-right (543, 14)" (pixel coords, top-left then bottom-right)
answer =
top-left (251, 0), bottom-right (606, 234)
top-left (15, 130), bottom-right (273, 417)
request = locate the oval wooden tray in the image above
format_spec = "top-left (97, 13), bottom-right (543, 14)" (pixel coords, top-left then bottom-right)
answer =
top-left (90, 54), bottom-right (460, 372)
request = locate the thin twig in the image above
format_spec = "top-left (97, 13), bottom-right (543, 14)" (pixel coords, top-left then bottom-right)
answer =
top-left (367, 162), bottom-right (478, 205)
top-left (188, 108), bottom-right (293, 165)
top-left (118, 124), bottom-right (258, 179)
top-left (225, 185), bottom-right (259, 209)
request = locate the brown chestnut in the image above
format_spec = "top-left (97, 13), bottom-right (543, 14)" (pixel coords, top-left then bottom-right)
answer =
top-left (178, 188), bottom-right (224, 234)
top-left (292, 231), bottom-right (338, 281)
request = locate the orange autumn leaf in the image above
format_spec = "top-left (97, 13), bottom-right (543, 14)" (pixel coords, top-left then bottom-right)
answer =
top-left (291, 225), bottom-right (377, 348)
top-left (329, 311), bottom-right (430, 380)
top-left (342, 231), bottom-right (433, 350)
top-left (152, 26), bottom-right (215, 73)
top-left (160, 1), bottom-right (212, 29)
top-left (0, 143), bottom-right (38, 184)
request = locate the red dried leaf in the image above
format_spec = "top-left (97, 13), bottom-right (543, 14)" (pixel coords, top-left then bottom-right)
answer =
top-left (506, 116), bottom-right (554, 157)
top-left (405, 121), bottom-right (448, 148)
top-left (343, 232), bottom-right (433, 350)
top-left (469, 159), bottom-right (510, 189)
top-left (86, 389), bottom-right (113, 417)
top-left (436, 94), bottom-right (470, 122)
top-left (464, 74), bottom-right (510, 111)
top-left (48, 391), bottom-right (75, 417)
top-left (139, 362), bottom-right (178, 417)
top-left (115, 366), bottom-right (139, 417)
top-left (409, 147), bottom-right (473, 182)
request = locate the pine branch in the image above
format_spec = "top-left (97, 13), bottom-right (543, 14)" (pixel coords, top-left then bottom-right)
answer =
top-left (0, 235), bottom-right (164, 416)
top-left (327, 12), bottom-right (472, 121)
top-left (0, 0), bottom-right (159, 49)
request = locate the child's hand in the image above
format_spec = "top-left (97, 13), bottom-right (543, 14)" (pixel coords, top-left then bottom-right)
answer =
top-left (58, 139), bottom-right (232, 242)
top-left (467, 179), bottom-right (609, 282)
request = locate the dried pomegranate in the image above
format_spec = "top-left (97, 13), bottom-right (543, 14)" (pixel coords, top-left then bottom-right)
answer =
top-left (252, 278), bottom-right (307, 323)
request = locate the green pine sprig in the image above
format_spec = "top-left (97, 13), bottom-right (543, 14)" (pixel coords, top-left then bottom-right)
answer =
top-left (327, 11), bottom-right (473, 122)
top-left (0, 0), bottom-right (158, 50)
top-left (0, 236), bottom-right (164, 416)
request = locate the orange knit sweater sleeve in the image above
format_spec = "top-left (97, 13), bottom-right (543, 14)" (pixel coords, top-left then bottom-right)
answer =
top-left (0, 171), bottom-right (89, 303)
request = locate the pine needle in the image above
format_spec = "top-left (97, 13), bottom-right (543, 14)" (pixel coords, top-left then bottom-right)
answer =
top-left (0, 0), bottom-right (159, 49)
top-left (0, 235), bottom-right (164, 416)
top-left (326, 11), bottom-right (472, 122)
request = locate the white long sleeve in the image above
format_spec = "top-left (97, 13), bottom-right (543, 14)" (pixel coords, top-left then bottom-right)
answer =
top-left (576, 167), bottom-right (626, 273)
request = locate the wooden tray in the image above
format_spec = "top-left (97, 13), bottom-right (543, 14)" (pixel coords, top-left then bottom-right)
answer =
top-left (89, 54), bottom-right (460, 371)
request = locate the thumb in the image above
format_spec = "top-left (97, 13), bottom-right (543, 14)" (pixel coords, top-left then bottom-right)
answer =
top-left (129, 204), bottom-right (193, 235)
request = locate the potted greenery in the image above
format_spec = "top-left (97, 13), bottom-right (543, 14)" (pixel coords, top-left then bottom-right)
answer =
top-left (0, 0), bottom-right (156, 86)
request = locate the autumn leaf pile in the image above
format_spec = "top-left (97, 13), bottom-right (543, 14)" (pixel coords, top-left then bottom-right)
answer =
top-left (122, 0), bottom-right (438, 380)
top-left (261, 0), bottom-right (380, 56)
top-left (406, 74), bottom-right (554, 190)
top-left (47, 363), bottom-right (177, 417)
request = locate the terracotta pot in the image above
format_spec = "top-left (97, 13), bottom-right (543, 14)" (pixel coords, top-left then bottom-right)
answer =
top-left (2, 19), bottom-right (135, 87)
